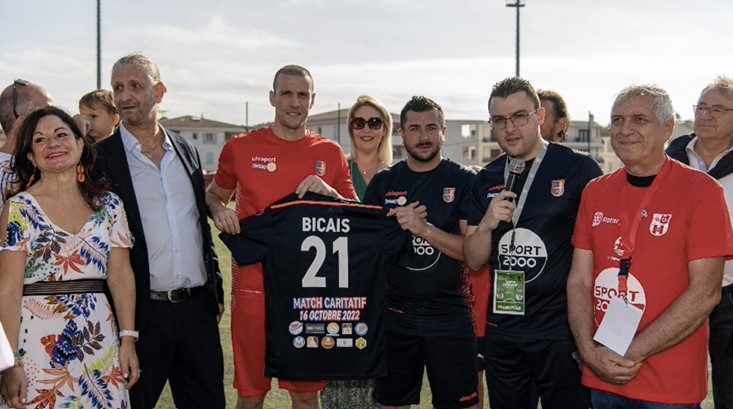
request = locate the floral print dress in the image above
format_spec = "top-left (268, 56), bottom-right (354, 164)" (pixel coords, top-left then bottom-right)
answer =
top-left (0, 191), bottom-right (133, 409)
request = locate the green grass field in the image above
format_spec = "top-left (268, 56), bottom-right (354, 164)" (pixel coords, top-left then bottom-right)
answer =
top-left (152, 221), bottom-right (715, 408)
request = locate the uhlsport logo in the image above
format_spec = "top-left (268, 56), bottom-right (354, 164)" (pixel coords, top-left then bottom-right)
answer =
top-left (497, 228), bottom-right (548, 283)
top-left (251, 156), bottom-right (277, 172)
top-left (486, 184), bottom-right (504, 199)
top-left (384, 191), bottom-right (408, 206)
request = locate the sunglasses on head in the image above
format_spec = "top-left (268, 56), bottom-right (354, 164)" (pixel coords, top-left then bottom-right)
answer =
top-left (12, 78), bottom-right (30, 119)
top-left (351, 117), bottom-right (383, 130)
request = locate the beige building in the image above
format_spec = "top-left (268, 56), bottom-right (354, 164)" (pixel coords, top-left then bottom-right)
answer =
top-left (306, 108), bottom-right (696, 174)
top-left (308, 108), bottom-right (607, 168)
top-left (307, 108), bottom-right (488, 166)
top-left (160, 115), bottom-right (246, 172)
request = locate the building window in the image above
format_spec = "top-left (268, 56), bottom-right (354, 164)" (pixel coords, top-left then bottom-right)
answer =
top-left (205, 152), bottom-right (215, 166)
top-left (578, 129), bottom-right (590, 142)
top-left (463, 146), bottom-right (477, 161)
top-left (192, 132), bottom-right (198, 140)
top-left (490, 149), bottom-right (502, 160)
top-left (461, 124), bottom-right (476, 138)
top-left (203, 133), bottom-right (217, 144)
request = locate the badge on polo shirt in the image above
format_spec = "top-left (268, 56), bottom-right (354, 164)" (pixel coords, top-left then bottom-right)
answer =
top-left (493, 270), bottom-right (525, 315)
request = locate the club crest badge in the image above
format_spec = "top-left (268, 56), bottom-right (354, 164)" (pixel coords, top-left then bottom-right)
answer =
top-left (649, 213), bottom-right (672, 237)
top-left (315, 160), bottom-right (326, 176)
top-left (550, 179), bottom-right (565, 197)
top-left (443, 187), bottom-right (455, 203)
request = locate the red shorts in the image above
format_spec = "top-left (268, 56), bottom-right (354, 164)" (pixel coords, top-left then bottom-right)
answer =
top-left (231, 292), bottom-right (325, 396)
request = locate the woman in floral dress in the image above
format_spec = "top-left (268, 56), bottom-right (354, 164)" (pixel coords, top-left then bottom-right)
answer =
top-left (0, 107), bottom-right (139, 409)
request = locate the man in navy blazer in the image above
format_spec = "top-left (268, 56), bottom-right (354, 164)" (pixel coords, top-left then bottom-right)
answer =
top-left (93, 53), bottom-right (225, 409)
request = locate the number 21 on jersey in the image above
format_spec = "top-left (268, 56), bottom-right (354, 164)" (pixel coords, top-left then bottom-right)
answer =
top-left (301, 235), bottom-right (349, 288)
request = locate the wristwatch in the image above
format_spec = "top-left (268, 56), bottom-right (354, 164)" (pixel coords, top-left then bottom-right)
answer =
top-left (119, 330), bottom-right (139, 341)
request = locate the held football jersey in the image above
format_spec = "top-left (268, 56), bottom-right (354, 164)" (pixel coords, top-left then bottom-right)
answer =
top-left (220, 192), bottom-right (408, 380)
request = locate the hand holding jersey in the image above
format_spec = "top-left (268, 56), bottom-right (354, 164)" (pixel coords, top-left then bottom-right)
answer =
top-left (219, 193), bottom-right (407, 380)
top-left (365, 96), bottom-right (479, 409)
top-left (206, 65), bottom-right (356, 407)
top-left (387, 202), bottom-right (429, 234)
top-left (295, 174), bottom-right (341, 199)
top-left (208, 173), bottom-right (342, 235)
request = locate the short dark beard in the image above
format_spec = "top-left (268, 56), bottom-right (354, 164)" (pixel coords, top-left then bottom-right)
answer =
top-left (406, 142), bottom-right (439, 163)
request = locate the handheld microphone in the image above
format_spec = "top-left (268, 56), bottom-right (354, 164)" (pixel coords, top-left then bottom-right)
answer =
top-left (505, 158), bottom-right (526, 195)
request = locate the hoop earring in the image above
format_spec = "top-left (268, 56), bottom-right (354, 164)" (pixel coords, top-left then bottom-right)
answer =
top-left (76, 164), bottom-right (86, 183)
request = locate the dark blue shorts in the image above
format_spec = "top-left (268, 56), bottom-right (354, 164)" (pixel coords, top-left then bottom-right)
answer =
top-left (483, 336), bottom-right (590, 409)
top-left (374, 330), bottom-right (478, 409)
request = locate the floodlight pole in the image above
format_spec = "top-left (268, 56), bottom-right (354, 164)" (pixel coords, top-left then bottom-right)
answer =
top-left (96, 0), bottom-right (101, 89)
top-left (505, 0), bottom-right (526, 77)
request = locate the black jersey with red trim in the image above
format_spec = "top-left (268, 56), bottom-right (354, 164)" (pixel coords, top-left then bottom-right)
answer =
top-left (467, 143), bottom-right (602, 341)
top-left (363, 159), bottom-right (476, 337)
top-left (220, 192), bottom-right (408, 380)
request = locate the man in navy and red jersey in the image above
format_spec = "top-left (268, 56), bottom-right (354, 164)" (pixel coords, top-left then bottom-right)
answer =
top-left (206, 65), bottom-right (356, 409)
top-left (568, 84), bottom-right (733, 407)
top-left (363, 96), bottom-right (479, 409)
top-left (464, 77), bottom-right (601, 409)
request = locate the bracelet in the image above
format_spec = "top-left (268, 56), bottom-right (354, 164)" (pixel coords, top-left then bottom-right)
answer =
top-left (119, 330), bottom-right (139, 341)
top-left (12, 351), bottom-right (22, 367)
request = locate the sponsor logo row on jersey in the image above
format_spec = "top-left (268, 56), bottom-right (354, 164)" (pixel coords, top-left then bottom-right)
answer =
top-left (289, 321), bottom-right (368, 350)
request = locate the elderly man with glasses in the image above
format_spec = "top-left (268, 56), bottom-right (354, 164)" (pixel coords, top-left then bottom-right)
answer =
top-left (568, 84), bottom-right (733, 408)
top-left (0, 79), bottom-right (53, 204)
top-left (464, 77), bottom-right (602, 409)
top-left (667, 76), bottom-right (733, 409)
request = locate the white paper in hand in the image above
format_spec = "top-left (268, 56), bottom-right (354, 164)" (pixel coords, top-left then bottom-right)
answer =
top-left (593, 297), bottom-right (643, 356)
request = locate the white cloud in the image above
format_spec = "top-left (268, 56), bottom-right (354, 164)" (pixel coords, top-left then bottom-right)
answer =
top-left (1, 0), bottom-right (732, 130)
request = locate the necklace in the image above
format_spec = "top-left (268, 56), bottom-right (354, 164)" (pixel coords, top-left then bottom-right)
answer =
top-left (140, 134), bottom-right (162, 159)
top-left (358, 159), bottom-right (380, 176)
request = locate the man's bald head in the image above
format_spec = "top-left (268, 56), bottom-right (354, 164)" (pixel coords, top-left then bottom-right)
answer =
top-left (0, 80), bottom-right (54, 134)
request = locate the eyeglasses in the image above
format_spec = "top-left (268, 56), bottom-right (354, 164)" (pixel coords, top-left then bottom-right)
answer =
top-left (12, 79), bottom-right (30, 119)
top-left (351, 117), bottom-right (383, 130)
top-left (489, 109), bottom-right (538, 130)
top-left (693, 104), bottom-right (733, 117)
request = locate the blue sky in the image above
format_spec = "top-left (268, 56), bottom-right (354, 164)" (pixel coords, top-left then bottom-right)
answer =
top-left (1, 0), bottom-right (730, 127)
